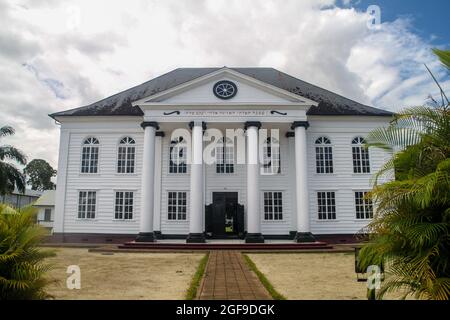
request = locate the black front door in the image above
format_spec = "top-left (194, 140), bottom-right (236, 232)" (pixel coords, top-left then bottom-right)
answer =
top-left (205, 192), bottom-right (244, 239)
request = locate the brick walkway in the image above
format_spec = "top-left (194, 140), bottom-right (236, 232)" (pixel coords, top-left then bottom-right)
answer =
top-left (197, 251), bottom-right (272, 300)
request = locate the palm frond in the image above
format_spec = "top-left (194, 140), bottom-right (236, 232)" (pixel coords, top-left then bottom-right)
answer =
top-left (432, 49), bottom-right (450, 71)
top-left (359, 100), bottom-right (449, 300)
top-left (0, 162), bottom-right (26, 194)
top-left (0, 145), bottom-right (27, 164)
top-left (0, 204), bottom-right (55, 299)
top-left (0, 126), bottom-right (15, 138)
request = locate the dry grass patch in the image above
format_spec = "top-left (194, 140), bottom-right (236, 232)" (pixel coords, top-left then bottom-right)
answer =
top-left (45, 248), bottom-right (203, 300)
top-left (247, 252), bottom-right (407, 300)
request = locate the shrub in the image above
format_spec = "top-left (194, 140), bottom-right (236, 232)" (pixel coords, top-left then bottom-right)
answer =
top-left (0, 204), bottom-right (55, 300)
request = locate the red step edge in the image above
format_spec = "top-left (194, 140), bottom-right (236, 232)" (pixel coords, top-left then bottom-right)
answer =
top-left (117, 241), bottom-right (333, 250)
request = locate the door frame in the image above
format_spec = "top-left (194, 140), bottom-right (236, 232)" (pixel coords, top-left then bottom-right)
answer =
top-left (208, 191), bottom-right (240, 239)
top-left (209, 189), bottom-right (241, 205)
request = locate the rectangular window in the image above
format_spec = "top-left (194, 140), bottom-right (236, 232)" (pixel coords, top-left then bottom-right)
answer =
top-left (317, 191), bottom-right (336, 220)
top-left (352, 146), bottom-right (370, 173)
top-left (115, 191), bottom-right (134, 219)
top-left (263, 191), bottom-right (283, 220)
top-left (262, 140), bottom-right (281, 175)
top-left (168, 191), bottom-right (187, 220)
top-left (117, 146), bottom-right (135, 173)
top-left (78, 191), bottom-right (96, 219)
top-left (44, 208), bottom-right (52, 221)
top-left (316, 146), bottom-right (333, 173)
top-left (216, 143), bottom-right (234, 173)
top-left (355, 191), bottom-right (373, 219)
top-left (169, 145), bottom-right (187, 173)
top-left (81, 146), bottom-right (99, 173)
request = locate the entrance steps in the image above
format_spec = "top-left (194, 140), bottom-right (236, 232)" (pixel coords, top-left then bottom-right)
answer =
top-left (118, 240), bottom-right (332, 251)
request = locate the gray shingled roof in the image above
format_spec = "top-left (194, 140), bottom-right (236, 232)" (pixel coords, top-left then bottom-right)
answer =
top-left (49, 67), bottom-right (393, 118)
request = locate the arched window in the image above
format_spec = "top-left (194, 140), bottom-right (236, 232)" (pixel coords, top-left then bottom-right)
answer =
top-left (352, 137), bottom-right (370, 173)
top-left (169, 137), bottom-right (187, 173)
top-left (216, 137), bottom-right (234, 174)
top-left (81, 137), bottom-right (99, 173)
top-left (315, 137), bottom-right (333, 173)
top-left (262, 137), bottom-right (280, 174)
top-left (117, 137), bottom-right (136, 173)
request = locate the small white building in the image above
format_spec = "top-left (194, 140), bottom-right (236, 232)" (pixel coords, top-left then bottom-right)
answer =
top-left (34, 190), bottom-right (55, 233)
top-left (50, 67), bottom-right (392, 243)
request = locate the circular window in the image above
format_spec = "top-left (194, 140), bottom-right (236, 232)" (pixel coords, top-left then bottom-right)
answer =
top-left (213, 80), bottom-right (237, 99)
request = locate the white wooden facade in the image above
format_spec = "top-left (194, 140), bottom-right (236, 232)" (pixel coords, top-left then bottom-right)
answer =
top-left (51, 68), bottom-right (392, 242)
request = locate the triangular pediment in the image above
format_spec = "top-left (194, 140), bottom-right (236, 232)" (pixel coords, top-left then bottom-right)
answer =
top-left (133, 68), bottom-right (318, 107)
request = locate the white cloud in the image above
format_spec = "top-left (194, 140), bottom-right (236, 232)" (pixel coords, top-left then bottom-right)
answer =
top-left (0, 0), bottom-right (448, 170)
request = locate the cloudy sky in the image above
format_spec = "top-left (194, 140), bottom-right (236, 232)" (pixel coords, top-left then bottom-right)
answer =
top-left (0, 0), bottom-right (449, 169)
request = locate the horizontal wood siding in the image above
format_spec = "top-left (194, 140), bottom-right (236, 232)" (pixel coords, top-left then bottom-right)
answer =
top-left (201, 135), bottom-right (293, 236)
top-left (160, 135), bottom-right (190, 234)
top-left (58, 116), bottom-right (391, 236)
top-left (307, 117), bottom-right (391, 234)
top-left (63, 128), bottom-right (143, 234)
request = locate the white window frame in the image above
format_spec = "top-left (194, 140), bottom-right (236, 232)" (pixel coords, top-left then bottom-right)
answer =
top-left (80, 137), bottom-right (99, 174)
top-left (77, 190), bottom-right (97, 219)
top-left (167, 191), bottom-right (187, 221)
top-left (169, 137), bottom-right (187, 174)
top-left (317, 191), bottom-right (336, 220)
top-left (352, 136), bottom-right (371, 174)
top-left (354, 191), bottom-right (374, 219)
top-left (114, 191), bottom-right (134, 220)
top-left (315, 136), bottom-right (333, 174)
top-left (262, 137), bottom-right (281, 175)
top-left (263, 191), bottom-right (283, 221)
top-left (216, 137), bottom-right (235, 174)
top-left (44, 208), bottom-right (52, 222)
top-left (117, 137), bottom-right (136, 174)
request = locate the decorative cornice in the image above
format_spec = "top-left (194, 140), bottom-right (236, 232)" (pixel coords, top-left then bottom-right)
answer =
top-left (188, 121), bottom-right (207, 130)
top-left (244, 121), bottom-right (262, 130)
top-left (156, 131), bottom-right (165, 137)
top-left (285, 132), bottom-right (295, 138)
top-left (291, 121), bottom-right (310, 130)
top-left (141, 121), bottom-right (159, 130)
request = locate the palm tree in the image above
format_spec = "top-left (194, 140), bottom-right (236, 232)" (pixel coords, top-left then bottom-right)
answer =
top-left (0, 126), bottom-right (27, 195)
top-left (0, 204), bottom-right (55, 299)
top-left (358, 50), bottom-right (450, 300)
top-left (433, 48), bottom-right (450, 70)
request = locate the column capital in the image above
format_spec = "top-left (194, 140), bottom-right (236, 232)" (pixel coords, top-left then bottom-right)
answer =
top-left (188, 121), bottom-right (207, 130)
top-left (244, 121), bottom-right (262, 130)
top-left (286, 132), bottom-right (295, 138)
top-left (291, 121), bottom-right (309, 130)
top-left (156, 131), bottom-right (165, 137)
top-left (141, 121), bottom-right (159, 130)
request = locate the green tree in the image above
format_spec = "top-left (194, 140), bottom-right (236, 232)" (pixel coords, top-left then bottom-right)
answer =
top-left (0, 126), bottom-right (27, 195)
top-left (0, 204), bottom-right (55, 299)
top-left (358, 50), bottom-right (450, 300)
top-left (24, 159), bottom-right (56, 191)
